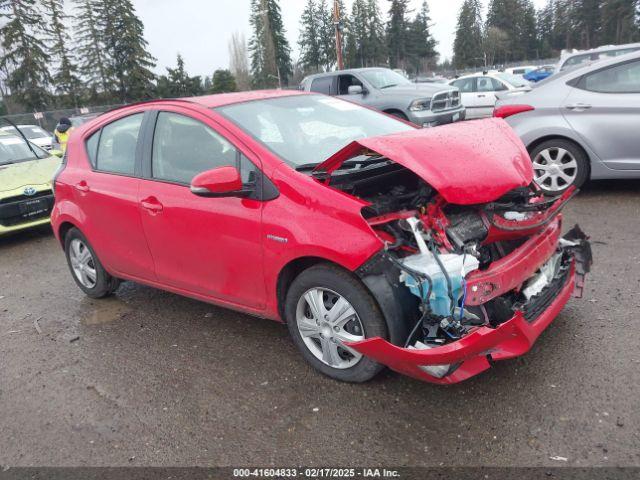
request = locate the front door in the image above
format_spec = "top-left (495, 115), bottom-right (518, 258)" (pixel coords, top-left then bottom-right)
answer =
top-left (137, 109), bottom-right (266, 309)
top-left (563, 59), bottom-right (640, 170)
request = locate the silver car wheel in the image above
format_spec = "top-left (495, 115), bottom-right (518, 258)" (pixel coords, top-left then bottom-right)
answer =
top-left (532, 147), bottom-right (578, 192)
top-left (69, 238), bottom-right (97, 289)
top-left (295, 287), bottom-right (365, 369)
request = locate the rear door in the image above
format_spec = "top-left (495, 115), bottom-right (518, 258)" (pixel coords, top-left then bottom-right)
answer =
top-left (76, 112), bottom-right (156, 280)
top-left (563, 58), bottom-right (640, 170)
top-left (137, 107), bottom-right (266, 309)
top-left (451, 77), bottom-right (480, 118)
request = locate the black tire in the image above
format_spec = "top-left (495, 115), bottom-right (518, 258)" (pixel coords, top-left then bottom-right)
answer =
top-left (387, 110), bottom-right (409, 121)
top-left (529, 139), bottom-right (589, 195)
top-left (284, 264), bottom-right (388, 383)
top-left (64, 227), bottom-right (120, 299)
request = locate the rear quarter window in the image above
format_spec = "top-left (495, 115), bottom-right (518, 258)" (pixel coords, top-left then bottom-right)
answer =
top-left (85, 131), bottom-right (100, 167)
top-left (310, 76), bottom-right (334, 94)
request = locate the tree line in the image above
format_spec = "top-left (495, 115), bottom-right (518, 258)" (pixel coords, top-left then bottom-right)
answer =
top-left (0, 0), bottom-right (239, 114)
top-left (454, 0), bottom-right (640, 69)
top-left (249, 0), bottom-right (438, 88)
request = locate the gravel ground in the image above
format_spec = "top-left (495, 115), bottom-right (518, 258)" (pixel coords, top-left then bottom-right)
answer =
top-left (1, 179), bottom-right (639, 467)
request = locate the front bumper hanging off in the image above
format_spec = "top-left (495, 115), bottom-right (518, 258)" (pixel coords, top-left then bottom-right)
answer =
top-left (348, 224), bottom-right (592, 384)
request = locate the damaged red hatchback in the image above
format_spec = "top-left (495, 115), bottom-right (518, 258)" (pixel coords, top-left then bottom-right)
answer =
top-left (51, 91), bottom-right (592, 384)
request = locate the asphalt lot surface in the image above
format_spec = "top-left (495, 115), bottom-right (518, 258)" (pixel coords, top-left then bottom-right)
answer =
top-left (1, 179), bottom-right (639, 468)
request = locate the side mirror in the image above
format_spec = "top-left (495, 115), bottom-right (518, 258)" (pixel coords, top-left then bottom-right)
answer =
top-left (190, 166), bottom-right (249, 198)
top-left (348, 85), bottom-right (364, 95)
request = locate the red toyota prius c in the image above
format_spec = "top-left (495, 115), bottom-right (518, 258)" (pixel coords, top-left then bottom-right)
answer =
top-left (51, 90), bottom-right (592, 384)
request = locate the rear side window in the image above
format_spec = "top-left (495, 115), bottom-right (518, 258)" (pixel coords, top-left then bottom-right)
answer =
top-left (310, 76), bottom-right (334, 94)
top-left (580, 60), bottom-right (640, 93)
top-left (152, 112), bottom-right (237, 184)
top-left (85, 131), bottom-right (100, 167)
top-left (96, 114), bottom-right (143, 175)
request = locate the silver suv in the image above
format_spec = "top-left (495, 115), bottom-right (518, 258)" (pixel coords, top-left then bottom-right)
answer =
top-left (301, 68), bottom-right (465, 127)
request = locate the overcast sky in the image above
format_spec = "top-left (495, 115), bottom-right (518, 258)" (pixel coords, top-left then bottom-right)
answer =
top-left (133, 0), bottom-right (548, 77)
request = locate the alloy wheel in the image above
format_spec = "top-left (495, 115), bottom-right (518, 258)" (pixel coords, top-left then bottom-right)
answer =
top-left (295, 288), bottom-right (365, 369)
top-left (532, 147), bottom-right (578, 192)
top-left (69, 238), bottom-right (97, 289)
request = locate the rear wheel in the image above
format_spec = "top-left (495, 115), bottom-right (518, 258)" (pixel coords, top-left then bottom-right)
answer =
top-left (529, 139), bottom-right (589, 195)
top-left (284, 264), bottom-right (388, 383)
top-left (64, 228), bottom-right (120, 298)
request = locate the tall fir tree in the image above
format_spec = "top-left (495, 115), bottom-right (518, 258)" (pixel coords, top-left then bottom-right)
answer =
top-left (536, 0), bottom-right (555, 58)
top-left (575, 0), bottom-right (602, 48)
top-left (0, 0), bottom-right (51, 111)
top-left (365, 0), bottom-right (387, 67)
top-left (453, 0), bottom-right (484, 68)
top-left (601, 0), bottom-right (639, 44)
top-left (210, 69), bottom-right (237, 94)
top-left (42, 0), bottom-right (80, 107)
top-left (346, 0), bottom-right (369, 68)
top-left (407, 1), bottom-right (438, 74)
top-left (386, 0), bottom-right (411, 69)
top-left (249, 0), bottom-right (292, 88)
top-left (317, 0), bottom-right (336, 70)
top-left (299, 0), bottom-right (323, 72)
top-left (96, 0), bottom-right (156, 102)
top-left (74, 0), bottom-right (111, 100)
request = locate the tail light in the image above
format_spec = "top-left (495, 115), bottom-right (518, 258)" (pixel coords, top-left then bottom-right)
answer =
top-left (493, 104), bottom-right (534, 119)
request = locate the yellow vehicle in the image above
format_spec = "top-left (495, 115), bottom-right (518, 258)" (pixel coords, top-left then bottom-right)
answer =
top-left (0, 131), bottom-right (62, 235)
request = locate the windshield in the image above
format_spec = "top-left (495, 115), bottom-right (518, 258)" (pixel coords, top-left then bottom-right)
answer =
top-left (21, 126), bottom-right (49, 139)
top-left (217, 94), bottom-right (414, 167)
top-left (495, 73), bottom-right (530, 88)
top-left (0, 134), bottom-right (48, 165)
top-left (360, 69), bottom-right (412, 89)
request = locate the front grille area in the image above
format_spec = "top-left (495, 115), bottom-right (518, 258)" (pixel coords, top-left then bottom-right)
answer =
top-left (431, 90), bottom-right (461, 112)
top-left (0, 191), bottom-right (54, 227)
top-left (522, 259), bottom-right (571, 322)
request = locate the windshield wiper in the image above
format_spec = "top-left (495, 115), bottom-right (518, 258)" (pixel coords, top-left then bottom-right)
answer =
top-left (0, 118), bottom-right (42, 160)
top-left (379, 83), bottom-right (398, 89)
top-left (295, 162), bottom-right (320, 172)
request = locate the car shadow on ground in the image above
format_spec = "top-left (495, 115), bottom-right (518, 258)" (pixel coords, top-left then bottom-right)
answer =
top-left (0, 224), bottom-right (54, 249)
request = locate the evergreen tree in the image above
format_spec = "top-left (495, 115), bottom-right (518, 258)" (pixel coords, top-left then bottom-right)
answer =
top-left (249, 0), bottom-right (292, 88)
top-left (317, 0), bottom-right (336, 70)
top-left (366, 0), bottom-right (387, 66)
top-left (156, 54), bottom-right (203, 98)
top-left (453, 0), bottom-right (484, 68)
top-left (210, 69), bottom-right (238, 93)
top-left (42, 0), bottom-right (80, 107)
top-left (299, 0), bottom-right (323, 72)
top-left (519, 0), bottom-right (539, 60)
top-left (97, 0), bottom-right (156, 102)
top-left (536, 0), bottom-right (555, 58)
top-left (601, 0), bottom-right (639, 44)
top-left (0, 0), bottom-right (51, 110)
top-left (575, 0), bottom-right (602, 48)
top-left (74, 0), bottom-right (111, 100)
top-left (346, 0), bottom-right (369, 67)
top-left (386, 0), bottom-right (411, 69)
top-left (407, 1), bottom-right (438, 75)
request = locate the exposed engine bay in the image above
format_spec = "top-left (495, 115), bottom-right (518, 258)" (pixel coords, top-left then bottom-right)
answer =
top-left (324, 159), bottom-right (592, 379)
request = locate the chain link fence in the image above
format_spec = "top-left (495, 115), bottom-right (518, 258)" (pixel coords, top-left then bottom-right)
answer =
top-left (0, 104), bottom-right (124, 133)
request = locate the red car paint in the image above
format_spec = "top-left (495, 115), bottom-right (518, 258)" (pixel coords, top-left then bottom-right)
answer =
top-left (313, 118), bottom-right (533, 205)
top-left (52, 91), bottom-right (588, 384)
top-left (347, 260), bottom-right (576, 384)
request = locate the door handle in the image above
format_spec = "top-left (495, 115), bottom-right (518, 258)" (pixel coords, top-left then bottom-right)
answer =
top-left (565, 103), bottom-right (592, 111)
top-left (75, 181), bottom-right (89, 193)
top-left (477, 94), bottom-right (486, 98)
top-left (140, 196), bottom-right (163, 213)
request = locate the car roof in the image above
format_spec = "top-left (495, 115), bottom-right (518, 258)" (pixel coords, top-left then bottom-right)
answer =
top-left (303, 67), bottom-right (392, 80)
top-left (187, 89), bottom-right (308, 108)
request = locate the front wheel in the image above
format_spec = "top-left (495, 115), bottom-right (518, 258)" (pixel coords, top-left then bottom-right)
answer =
top-left (529, 140), bottom-right (589, 195)
top-left (284, 264), bottom-right (388, 383)
top-left (64, 228), bottom-right (120, 298)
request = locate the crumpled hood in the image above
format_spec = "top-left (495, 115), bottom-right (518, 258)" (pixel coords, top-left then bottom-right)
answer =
top-left (0, 156), bottom-right (61, 193)
top-left (313, 118), bottom-right (533, 205)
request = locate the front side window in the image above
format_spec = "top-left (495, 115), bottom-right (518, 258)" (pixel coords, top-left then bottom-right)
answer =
top-left (338, 75), bottom-right (363, 95)
top-left (217, 94), bottom-right (414, 168)
top-left (310, 76), bottom-right (334, 95)
top-left (96, 113), bottom-right (144, 175)
top-left (152, 112), bottom-right (237, 184)
top-left (581, 60), bottom-right (640, 93)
